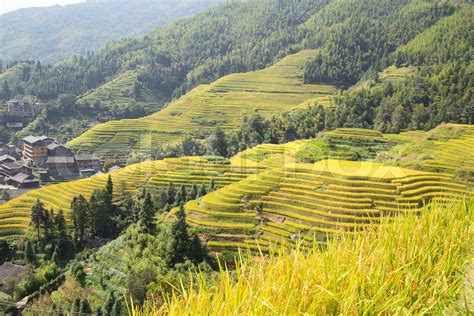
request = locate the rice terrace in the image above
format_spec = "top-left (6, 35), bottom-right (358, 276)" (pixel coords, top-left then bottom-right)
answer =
top-left (0, 0), bottom-right (473, 314)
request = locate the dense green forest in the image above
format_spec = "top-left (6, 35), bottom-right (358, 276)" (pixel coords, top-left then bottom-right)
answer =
top-left (0, 0), bottom-right (222, 65)
top-left (0, 0), bottom-right (471, 145)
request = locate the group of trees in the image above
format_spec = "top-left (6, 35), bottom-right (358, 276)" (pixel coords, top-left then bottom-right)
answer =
top-left (28, 200), bottom-right (70, 262)
top-left (20, 174), bottom-right (213, 311)
top-left (194, 64), bottom-right (472, 158)
top-left (70, 175), bottom-right (116, 241)
top-left (303, 0), bottom-right (456, 87)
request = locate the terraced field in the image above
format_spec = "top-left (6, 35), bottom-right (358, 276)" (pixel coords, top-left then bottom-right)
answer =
top-left (378, 66), bottom-right (417, 81)
top-left (190, 160), bottom-right (472, 252)
top-left (69, 50), bottom-right (338, 160)
top-left (2, 125), bottom-right (472, 253)
top-left (383, 124), bottom-right (474, 185)
top-left (0, 162), bottom-right (156, 239)
top-left (79, 70), bottom-right (166, 114)
top-left (0, 141), bottom-right (306, 239)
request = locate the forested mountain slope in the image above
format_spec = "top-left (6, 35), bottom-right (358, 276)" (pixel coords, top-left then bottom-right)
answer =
top-left (0, 0), bottom-right (222, 64)
top-left (67, 2), bottom-right (473, 161)
top-left (68, 50), bottom-right (337, 160)
top-left (1, 0), bottom-right (463, 145)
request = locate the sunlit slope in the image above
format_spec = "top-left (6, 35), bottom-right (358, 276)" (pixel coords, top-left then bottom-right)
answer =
top-left (3, 124), bottom-right (472, 247)
top-left (69, 50), bottom-right (337, 159)
top-left (384, 124), bottom-right (474, 185)
top-left (0, 141), bottom-right (306, 238)
top-left (78, 70), bottom-right (166, 113)
top-left (189, 159), bottom-right (472, 252)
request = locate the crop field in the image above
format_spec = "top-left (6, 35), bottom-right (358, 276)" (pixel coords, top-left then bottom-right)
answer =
top-left (0, 162), bottom-right (159, 239)
top-left (0, 141), bottom-right (306, 239)
top-left (186, 159), bottom-right (472, 252)
top-left (378, 66), bottom-right (417, 81)
top-left (2, 125), bottom-right (472, 253)
top-left (68, 50), bottom-right (338, 160)
top-left (383, 124), bottom-right (474, 185)
top-left (79, 70), bottom-right (166, 114)
top-left (296, 128), bottom-right (401, 163)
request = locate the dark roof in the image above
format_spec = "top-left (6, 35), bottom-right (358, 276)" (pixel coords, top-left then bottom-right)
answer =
top-left (0, 155), bottom-right (16, 163)
top-left (47, 156), bottom-right (76, 164)
top-left (8, 173), bottom-right (38, 184)
top-left (75, 154), bottom-right (101, 161)
top-left (46, 143), bottom-right (61, 150)
top-left (2, 161), bottom-right (22, 170)
top-left (23, 135), bottom-right (54, 144)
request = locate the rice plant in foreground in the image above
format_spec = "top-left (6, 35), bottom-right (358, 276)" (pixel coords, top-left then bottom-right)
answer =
top-left (133, 199), bottom-right (473, 315)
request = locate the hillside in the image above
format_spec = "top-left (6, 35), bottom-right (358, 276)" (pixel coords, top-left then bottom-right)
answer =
top-left (1, 2), bottom-right (473, 313)
top-left (68, 50), bottom-right (337, 160)
top-left (0, 0), bottom-right (222, 64)
top-left (2, 124), bottom-right (472, 247)
top-left (139, 200), bottom-right (474, 315)
top-left (186, 136), bottom-right (472, 251)
top-left (0, 0), bottom-right (463, 145)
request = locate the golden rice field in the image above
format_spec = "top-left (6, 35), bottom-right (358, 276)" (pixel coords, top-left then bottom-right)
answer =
top-left (189, 159), bottom-right (472, 252)
top-left (1, 125), bottom-right (473, 254)
top-left (68, 50), bottom-right (338, 160)
top-left (0, 141), bottom-right (306, 239)
top-left (137, 199), bottom-right (473, 315)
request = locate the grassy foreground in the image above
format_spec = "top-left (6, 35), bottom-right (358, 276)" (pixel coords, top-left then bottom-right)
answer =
top-left (134, 199), bottom-right (473, 315)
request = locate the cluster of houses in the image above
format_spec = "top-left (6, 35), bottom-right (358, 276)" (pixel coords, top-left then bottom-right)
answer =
top-left (0, 136), bottom-right (104, 189)
top-left (1, 100), bottom-right (38, 131)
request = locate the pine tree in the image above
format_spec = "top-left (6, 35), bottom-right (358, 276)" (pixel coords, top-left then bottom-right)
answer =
top-left (188, 234), bottom-right (206, 264)
top-left (79, 299), bottom-right (92, 314)
top-left (105, 175), bottom-right (114, 214)
top-left (190, 184), bottom-right (198, 200)
top-left (139, 192), bottom-right (155, 233)
top-left (209, 178), bottom-right (216, 192)
top-left (89, 189), bottom-right (112, 237)
top-left (31, 199), bottom-right (45, 241)
top-left (55, 209), bottom-right (67, 239)
top-left (174, 190), bottom-right (183, 206)
top-left (199, 183), bottom-right (207, 197)
top-left (24, 240), bottom-right (36, 263)
top-left (180, 185), bottom-right (187, 202)
top-left (167, 203), bottom-right (189, 266)
top-left (42, 208), bottom-right (52, 240)
top-left (106, 175), bottom-right (113, 197)
top-left (71, 195), bottom-right (89, 242)
top-left (166, 182), bottom-right (176, 205)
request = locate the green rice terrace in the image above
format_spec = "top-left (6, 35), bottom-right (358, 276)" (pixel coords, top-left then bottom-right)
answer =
top-left (68, 50), bottom-right (338, 160)
top-left (2, 124), bottom-right (472, 254)
top-left (78, 70), bottom-right (167, 114)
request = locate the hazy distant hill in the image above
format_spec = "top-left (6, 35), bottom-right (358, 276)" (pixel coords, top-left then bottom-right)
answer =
top-left (0, 0), bottom-right (222, 64)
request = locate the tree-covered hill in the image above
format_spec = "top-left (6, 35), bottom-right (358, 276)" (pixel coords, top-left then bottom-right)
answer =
top-left (0, 0), bottom-right (471, 147)
top-left (0, 0), bottom-right (222, 65)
